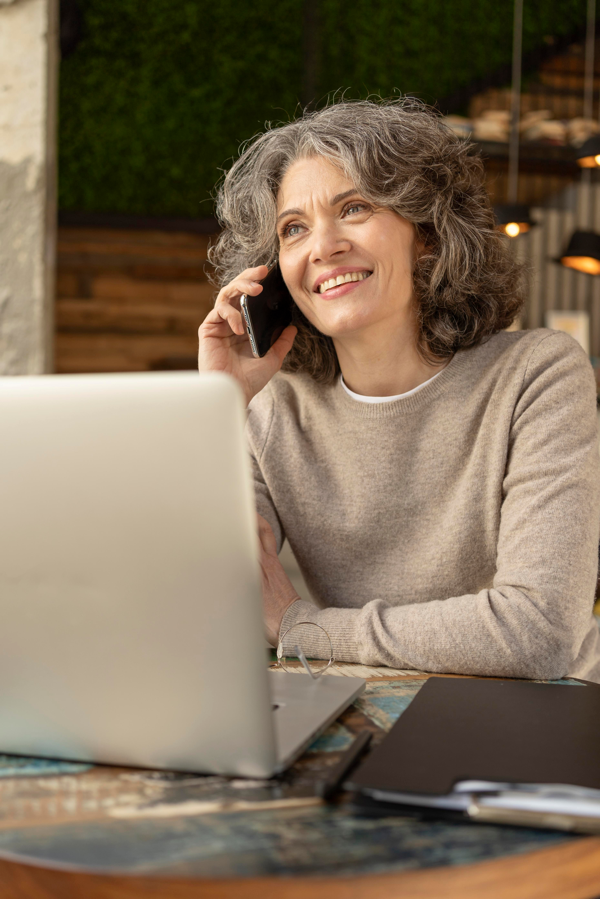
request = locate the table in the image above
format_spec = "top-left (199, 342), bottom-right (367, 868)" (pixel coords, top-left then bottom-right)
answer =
top-left (0, 665), bottom-right (599, 899)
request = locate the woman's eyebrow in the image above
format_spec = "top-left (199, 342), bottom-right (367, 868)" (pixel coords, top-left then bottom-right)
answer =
top-left (330, 188), bottom-right (360, 206)
top-left (277, 207), bottom-right (303, 222)
top-left (277, 189), bottom-right (361, 223)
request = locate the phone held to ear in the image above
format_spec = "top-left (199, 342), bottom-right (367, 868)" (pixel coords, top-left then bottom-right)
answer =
top-left (241, 265), bottom-right (294, 358)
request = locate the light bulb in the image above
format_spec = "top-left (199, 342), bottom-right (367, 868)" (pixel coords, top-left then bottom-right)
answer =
top-left (595, 155), bottom-right (600, 166)
top-left (505, 222), bottom-right (521, 238)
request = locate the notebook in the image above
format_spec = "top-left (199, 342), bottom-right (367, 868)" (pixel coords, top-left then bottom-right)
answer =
top-left (347, 676), bottom-right (600, 832)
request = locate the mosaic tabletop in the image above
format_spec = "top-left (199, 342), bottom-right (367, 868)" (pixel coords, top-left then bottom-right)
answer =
top-left (0, 666), bottom-right (579, 878)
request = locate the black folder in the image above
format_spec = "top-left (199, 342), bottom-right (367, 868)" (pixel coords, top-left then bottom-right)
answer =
top-left (347, 676), bottom-right (600, 832)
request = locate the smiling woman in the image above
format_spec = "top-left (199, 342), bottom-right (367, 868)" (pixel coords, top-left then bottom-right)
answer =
top-left (198, 98), bottom-right (600, 681)
top-left (274, 156), bottom-right (436, 397)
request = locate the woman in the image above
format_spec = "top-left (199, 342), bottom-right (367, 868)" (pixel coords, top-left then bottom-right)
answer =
top-left (198, 98), bottom-right (600, 681)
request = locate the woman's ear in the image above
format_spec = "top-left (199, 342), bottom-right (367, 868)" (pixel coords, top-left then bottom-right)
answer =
top-left (413, 224), bottom-right (433, 261)
top-left (414, 234), bottom-right (429, 262)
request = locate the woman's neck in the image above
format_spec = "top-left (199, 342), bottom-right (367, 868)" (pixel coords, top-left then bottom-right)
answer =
top-left (334, 326), bottom-right (447, 398)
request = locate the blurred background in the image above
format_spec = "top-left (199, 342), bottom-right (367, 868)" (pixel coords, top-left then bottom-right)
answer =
top-left (3, 0), bottom-right (600, 383)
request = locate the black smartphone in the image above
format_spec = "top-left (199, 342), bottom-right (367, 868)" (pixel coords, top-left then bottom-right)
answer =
top-left (240, 265), bottom-right (294, 358)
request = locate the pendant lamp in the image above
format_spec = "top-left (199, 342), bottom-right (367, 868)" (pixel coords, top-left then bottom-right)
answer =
top-left (560, 230), bottom-right (600, 275)
top-left (494, 0), bottom-right (534, 237)
top-left (560, 0), bottom-right (600, 275)
top-left (576, 135), bottom-right (600, 168)
top-left (495, 203), bottom-right (535, 236)
top-left (577, 0), bottom-right (600, 168)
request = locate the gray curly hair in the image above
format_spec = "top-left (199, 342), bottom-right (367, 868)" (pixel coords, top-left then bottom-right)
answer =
top-left (208, 98), bottom-right (524, 383)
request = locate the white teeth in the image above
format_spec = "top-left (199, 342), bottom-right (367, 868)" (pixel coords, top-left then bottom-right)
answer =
top-left (318, 271), bottom-right (371, 293)
top-left (319, 278), bottom-right (337, 293)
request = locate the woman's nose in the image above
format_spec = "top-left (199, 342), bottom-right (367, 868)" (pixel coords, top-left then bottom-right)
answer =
top-left (308, 221), bottom-right (351, 264)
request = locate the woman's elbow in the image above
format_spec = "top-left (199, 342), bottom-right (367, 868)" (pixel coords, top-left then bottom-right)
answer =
top-left (497, 635), bottom-right (574, 681)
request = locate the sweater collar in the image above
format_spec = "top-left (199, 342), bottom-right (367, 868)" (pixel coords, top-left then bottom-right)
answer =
top-left (335, 349), bottom-right (468, 418)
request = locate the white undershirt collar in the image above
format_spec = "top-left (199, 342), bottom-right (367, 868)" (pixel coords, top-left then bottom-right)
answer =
top-left (340, 369), bottom-right (443, 404)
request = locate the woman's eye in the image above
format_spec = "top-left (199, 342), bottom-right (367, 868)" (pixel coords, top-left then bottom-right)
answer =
top-left (345, 203), bottom-right (368, 216)
top-left (282, 223), bottom-right (302, 238)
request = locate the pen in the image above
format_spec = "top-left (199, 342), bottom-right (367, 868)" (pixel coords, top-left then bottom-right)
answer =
top-left (318, 730), bottom-right (372, 801)
top-left (467, 798), bottom-right (600, 834)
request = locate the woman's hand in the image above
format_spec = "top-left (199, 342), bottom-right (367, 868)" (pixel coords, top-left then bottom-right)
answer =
top-left (257, 514), bottom-right (300, 646)
top-left (198, 265), bottom-right (297, 406)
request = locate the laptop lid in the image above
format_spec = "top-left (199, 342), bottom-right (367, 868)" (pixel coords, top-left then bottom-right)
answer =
top-left (0, 371), bottom-right (277, 777)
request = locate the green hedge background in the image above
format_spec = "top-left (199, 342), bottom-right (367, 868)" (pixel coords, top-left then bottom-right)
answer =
top-left (58, 0), bottom-right (587, 217)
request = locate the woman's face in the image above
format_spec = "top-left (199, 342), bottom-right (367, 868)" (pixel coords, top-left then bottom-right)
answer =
top-left (276, 155), bottom-right (419, 342)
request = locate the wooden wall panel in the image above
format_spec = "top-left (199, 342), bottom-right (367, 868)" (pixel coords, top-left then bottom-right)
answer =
top-left (55, 227), bottom-right (216, 373)
top-left (55, 333), bottom-right (200, 374)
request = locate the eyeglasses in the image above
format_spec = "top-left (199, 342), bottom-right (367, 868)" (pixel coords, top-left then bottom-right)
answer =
top-left (276, 621), bottom-right (335, 679)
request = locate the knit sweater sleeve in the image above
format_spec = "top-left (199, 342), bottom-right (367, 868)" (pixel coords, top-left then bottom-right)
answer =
top-left (280, 333), bottom-right (600, 680)
top-left (246, 383), bottom-right (286, 554)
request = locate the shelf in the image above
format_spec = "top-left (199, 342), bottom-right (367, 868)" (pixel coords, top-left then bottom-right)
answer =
top-left (475, 140), bottom-right (581, 176)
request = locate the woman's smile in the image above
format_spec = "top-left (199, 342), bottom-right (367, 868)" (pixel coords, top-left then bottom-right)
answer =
top-left (314, 268), bottom-right (372, 297)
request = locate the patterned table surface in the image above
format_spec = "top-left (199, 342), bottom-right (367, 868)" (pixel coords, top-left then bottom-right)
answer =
top-left (0, 665), bottom-right (578, 878)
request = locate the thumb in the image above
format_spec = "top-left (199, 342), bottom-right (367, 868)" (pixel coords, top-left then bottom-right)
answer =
top-left (266, 325), bottom-right (297, 369)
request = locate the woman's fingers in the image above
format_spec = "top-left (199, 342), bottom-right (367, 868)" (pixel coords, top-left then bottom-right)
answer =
top-left (238, 264), bottom-right (269, 283)
top-left (199, 303), bottom-right (243, 338)
top-left (217, 267), bottom-right (268, 305)
top-left (215, 300), bottom-right (245, 336)
top-left (218, 277), bottom-right (265, 303)
top-left (213, 267), bottom-right (268, 337)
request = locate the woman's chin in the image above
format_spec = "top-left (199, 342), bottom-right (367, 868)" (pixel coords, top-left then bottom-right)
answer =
top-left (310, 315), bottom-right (379, 340)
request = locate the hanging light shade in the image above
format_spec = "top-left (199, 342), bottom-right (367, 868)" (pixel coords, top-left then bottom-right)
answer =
top-left (576, 135), bottom-right (600, 168)
top-left (494, 203), bottom-right (536, 237)
top-left (562, 0), bottom-right (600, 271)
top-left (560, 230), bottom-right (600, 275)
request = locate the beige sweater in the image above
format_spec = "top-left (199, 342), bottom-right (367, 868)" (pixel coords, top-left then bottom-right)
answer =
top-left (247, 329), bottom-right (600, 681)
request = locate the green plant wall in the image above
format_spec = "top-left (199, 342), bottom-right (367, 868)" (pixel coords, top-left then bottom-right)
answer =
top-left (58, 0), bottom-right (587, 217)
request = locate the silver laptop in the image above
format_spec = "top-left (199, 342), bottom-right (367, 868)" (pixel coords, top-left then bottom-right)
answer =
top-left (0, 371), bottom-right (364, 778)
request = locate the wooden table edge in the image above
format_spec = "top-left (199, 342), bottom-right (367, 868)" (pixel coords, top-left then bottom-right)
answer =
top-left (1, 835), bottom-right (600, 899)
